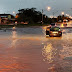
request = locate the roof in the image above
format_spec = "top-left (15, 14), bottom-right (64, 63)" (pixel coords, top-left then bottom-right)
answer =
top-left (0, 14), bottom-right (15, 18)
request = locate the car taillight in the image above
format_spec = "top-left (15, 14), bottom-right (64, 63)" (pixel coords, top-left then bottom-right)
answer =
top-left (55, 25), bottom-right (57, 26)
top-left (50, 25), bottom-right (51, 27)
top-left (58, 31), bottom-right (61, 33)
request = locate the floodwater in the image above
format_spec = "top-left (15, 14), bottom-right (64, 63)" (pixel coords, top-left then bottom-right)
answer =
top-left (0, 26), bottom-right (72, 72)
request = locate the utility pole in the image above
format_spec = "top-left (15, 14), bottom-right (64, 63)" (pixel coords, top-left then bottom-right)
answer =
top-left (53, 12), bottom-right (54, 18)
top-left (0, 16), bottom-right (1, 24)
top-left (52, 11), bottom-right (58, 22)
top-left (42, 9), bottom-right (43, 24)
top-left (53, 11), bottom-right (58, 18)
top-left (41, 7), bottom-right (51, 24)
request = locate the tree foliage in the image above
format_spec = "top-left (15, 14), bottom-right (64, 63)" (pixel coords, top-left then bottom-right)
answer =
top-left (16, 8), bottom-right (71, 24)
top-left (16, 8), bottom-right (50, 24)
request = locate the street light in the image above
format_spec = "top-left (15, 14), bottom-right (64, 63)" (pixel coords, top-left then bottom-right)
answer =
top-left (42, 6), bottom-right (51, 24)
top-left (66, 14), bottom-right (69, 17)
top-left (13, 11), bottom-right (15, 14)
top-left (61, 12), bottom-right (64, 15)
top-left (47, 6), bottom-right (51, 11)
top-left (13, 11), bottom-right (16, 16)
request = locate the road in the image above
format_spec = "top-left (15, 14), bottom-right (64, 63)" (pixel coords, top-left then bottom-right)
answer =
top-left (0, 23), bottom-right (72, 72)
top-left (56, 20), bottom-right (72, 27)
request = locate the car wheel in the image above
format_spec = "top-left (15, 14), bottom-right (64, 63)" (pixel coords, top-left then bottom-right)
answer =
top-left (46, 31), bottom-right (49, 35)
top-left (59, 34), bottom-right (62, 37)
top-left (49, 34), bottom-right (52, 37)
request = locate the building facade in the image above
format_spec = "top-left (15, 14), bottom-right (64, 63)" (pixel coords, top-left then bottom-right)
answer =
top-left (0, 14), bottom-right (15, 24)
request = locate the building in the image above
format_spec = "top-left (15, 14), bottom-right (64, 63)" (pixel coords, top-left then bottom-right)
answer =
top-left (0, 14), bottom-right (15, 24)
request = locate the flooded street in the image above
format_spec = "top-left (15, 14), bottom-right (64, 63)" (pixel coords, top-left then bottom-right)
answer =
top-left (0, 27), bottom-right (72, 72)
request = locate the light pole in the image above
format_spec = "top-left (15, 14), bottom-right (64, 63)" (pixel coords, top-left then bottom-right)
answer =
top-left (42, 9), bottom-right (43, 24)
top-left (42, 6), bottom-right (51, 24)
top-left (51, 11), bottom-right (58, 23)
top-left (52, 11), bottom-right (58, 18)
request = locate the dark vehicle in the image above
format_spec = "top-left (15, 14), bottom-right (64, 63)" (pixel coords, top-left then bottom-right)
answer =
top-left (46, 26), bottom-right (51, 35)
top-left (49, 27), bottom-right (62, 37)
top-left (50, 23), bottom-right (56, 27)
top-left (46, 23), bottom-right (57, 35)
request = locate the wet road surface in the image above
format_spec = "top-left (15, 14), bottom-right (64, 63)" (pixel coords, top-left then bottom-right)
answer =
top-left (0, 26), bottom-right (72, 72)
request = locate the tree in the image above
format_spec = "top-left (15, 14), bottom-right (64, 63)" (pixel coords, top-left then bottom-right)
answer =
top-left (16, 8), bottom-right (50, 24)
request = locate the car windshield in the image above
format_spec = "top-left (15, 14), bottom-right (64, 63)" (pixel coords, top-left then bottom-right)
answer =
top-left (50, 27), bottom-right (60, 31)
top-left (64, 21), bottom-right (66, 22)
top-left (51, 23), bottom-right (55, 26)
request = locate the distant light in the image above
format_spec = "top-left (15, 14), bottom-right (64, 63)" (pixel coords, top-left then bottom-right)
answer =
top-left (66, 14), bottom-right (69, 16)
top-left (15, 14), bottom-right (19, 18)
top-left (60, 24), bottom-right (64, 27)
top-left (42, 43), bottom-right (44, 44)
top-left (50, 16), bottom-right (53, 18)
top-left (45, 16), bottom-right (46, 18)
top-left (15, 21), bottom-right (17, 24)
top-left (69, 16), bottom-right (72, 18)
top-left (66, 14), bottom-right (68, 16)
top-left (47, 6), bottom-right (51, 11)
top-left (13, 26), bottom-right (16, 29)
top-left (13, 11), bottom-right (15, 14)
top-left (61, 12), bottom-right (64, 15)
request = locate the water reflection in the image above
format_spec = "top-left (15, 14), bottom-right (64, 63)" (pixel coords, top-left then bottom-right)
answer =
top-left (11, 30), bottom-right (18, 48)
top-left (42, 35), bottom-right (72, 72)
top-left (42, 42), bottom-right (63, 63)
top-left (42, 43), bottom-right (53, 63)
top-left (60, 23), bottom-right (64, 27)
top-left (0, 27), bottom-right (72, 72)
top-left (42, 38), bottom-right (64, 72)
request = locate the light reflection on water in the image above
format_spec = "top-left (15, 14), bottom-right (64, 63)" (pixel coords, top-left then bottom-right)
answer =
top-left (0, 27), bottom-right (72, 72)
top-left (0, 27), bottom-right (44, 72)
top-left (42, 34), bottom-right (72, 72)
top-left (11, 31), bottom-right (18, 48)
top-left (43, 43), bottom-right (55, 63)
top-left (42, 38), bottom-right (63, 62)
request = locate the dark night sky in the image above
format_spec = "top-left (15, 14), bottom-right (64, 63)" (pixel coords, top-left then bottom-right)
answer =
top-left (0, 0), bottom-right (72, 16)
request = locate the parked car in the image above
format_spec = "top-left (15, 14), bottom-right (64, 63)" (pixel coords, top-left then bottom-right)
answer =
top-left (48, 27), bottom-right (62, 37)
